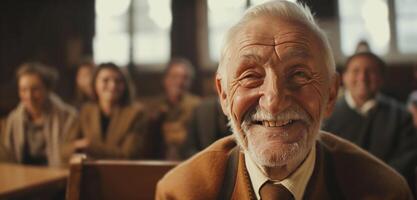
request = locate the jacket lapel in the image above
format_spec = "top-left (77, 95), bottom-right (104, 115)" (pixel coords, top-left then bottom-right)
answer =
top-left (303, 143), bottom-right (331, 199)
top-left (83, 104), bottom-right (103, 143)
top-left (106, 106), bottom-right (136, 146)
top-left (304, 142), bottom-right (345, 200)
top-left (232, 152), bottom-right (256, 200)
top-left (9, 104), bottom-right (26, 163)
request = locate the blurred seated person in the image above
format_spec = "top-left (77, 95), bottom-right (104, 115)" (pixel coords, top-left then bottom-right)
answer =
top-left (1, 62), bottom-right (77, 167)
top-left (153, 58), bottom-right (201, 160)
top-left (323, 52), bottom-right (417, 191)
top-left (408, 63), bottom-right (417, 129)
top-left (71, 59), bottom-right (95, 109)
top-left (180, 97), bottom-right (228, 158)
top-left (408, 91), bottom-right (417, 129)
top-left (1, 117), bottom-right (14, 162)
top-left (63, 63), bottom-right (151, 160)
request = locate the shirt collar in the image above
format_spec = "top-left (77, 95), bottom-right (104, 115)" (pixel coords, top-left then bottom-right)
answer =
top-left (244, 146), bottom-right (316, 200)
top-left (345, 91), bottom-right (378, 115)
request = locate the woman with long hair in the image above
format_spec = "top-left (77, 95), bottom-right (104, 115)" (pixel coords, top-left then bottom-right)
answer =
top-left (63, 63), bottom-right (150, 160)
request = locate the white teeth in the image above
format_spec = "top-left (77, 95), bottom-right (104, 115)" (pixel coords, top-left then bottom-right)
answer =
top-left (260, 120), bottom-right (294, 127)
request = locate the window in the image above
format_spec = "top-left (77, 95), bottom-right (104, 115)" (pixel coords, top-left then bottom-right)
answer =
top-left (207, 0), bottom-right (296, 62)
top-left (207, 0), bottom-right (246, 62)
top-left (94, 0), bottom-right (172, 68)
top-left (94, 0), bottom-right (130, 66)
top-left (339, 0), bottom-right (390, 55)
top-left (133, 0), bottom-right (172, 66)
top-left (395, 0), bottom-right (417, 53)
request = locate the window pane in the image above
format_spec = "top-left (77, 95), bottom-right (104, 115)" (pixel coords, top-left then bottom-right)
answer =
top-left (94, 0), bottom-right (130, 66)
top-left (133, 0), bottom-right (171, 68)
top-left (208, 0), bottom-right (310, 63)
top-left (339, 0), bottom-right (390, 55)
top-left (251, 0), bottom-right (296, 5)
top-left (208, 0), bottom-right (246, 62)
top-left (395, 0), bottom-right (417, 53)
top-left (93, 34), bottom-right (130, 67)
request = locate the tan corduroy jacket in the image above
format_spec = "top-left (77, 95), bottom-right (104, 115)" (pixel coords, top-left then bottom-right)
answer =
top-left (62, 102), bottom-right (150, 161)
top-left (156, 131), bottom-right (413, 200)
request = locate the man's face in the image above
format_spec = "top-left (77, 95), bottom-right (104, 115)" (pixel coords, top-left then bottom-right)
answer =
top-left (19, 74), bottom-right (49, 114)
top-left (164, 63), bottom-right (191, 99)
top-left (216, 16), bottom-right (338, 168)
top-left (343, 55), bottom-right (383, 104)
top-left (408, 104), bottom-right (417, 128)
top-left (76, 65), bottom-right (93, 96)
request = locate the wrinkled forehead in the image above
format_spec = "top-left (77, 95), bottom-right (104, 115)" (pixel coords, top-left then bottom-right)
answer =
top-left (230, 16), bottom-right (321, 59)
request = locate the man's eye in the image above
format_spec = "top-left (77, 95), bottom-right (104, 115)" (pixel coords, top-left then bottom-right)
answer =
top-left (242, 73), bottom-right (259, 79)
top-left (294, 71), bottom-right (308, 78)
top-left (239, 73), bottom-right (263, 87)
top-left (290, 70), bottom-right (311, 84)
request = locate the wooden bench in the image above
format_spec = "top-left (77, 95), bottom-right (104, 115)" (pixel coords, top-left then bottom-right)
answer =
top-left (66, 155), bottom-right (178, 200)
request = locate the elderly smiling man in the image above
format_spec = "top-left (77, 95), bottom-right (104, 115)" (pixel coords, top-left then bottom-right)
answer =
top-left (156, 1), bottom-right (412, 199)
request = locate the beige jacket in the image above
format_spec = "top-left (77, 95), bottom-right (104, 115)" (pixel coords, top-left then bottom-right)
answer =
top-left (1, 93), bottom-right (77, 167)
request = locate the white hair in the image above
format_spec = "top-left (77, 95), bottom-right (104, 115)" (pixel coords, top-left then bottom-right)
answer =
top-left (217, 0), bottom-right (335, 89)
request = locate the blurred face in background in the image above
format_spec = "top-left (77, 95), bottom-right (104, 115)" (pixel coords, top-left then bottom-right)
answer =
top-left (409, 103), bottom-right (417, 128)
top-left (343, 55), bottom-right (383, 106)
top-left (18, 74), bottom-right (49, 115)
top-left (76, 65), bottom-right (94, 97)
top-left (95, 68), bottom-right (126, 106)
top-left (163, 63), bottom-right (191, 101)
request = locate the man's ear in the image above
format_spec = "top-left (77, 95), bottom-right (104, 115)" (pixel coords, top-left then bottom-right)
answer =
top-left (324, 73), bottom-right (340, 117)
top-left (215, 73), bottom-right (229, 116)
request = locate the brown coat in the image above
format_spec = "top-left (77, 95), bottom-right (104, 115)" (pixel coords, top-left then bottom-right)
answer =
top-left (154, 93), bottom-right (201, 125)
top-left (150, 93), bottom-right (201, 159)
top-left (156, 131), bottom-right (413, 200)
top-left (63, 102), bottom-right (150, 161)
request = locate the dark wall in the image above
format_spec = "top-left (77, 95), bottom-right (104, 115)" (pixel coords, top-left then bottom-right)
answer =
top-left (170, 0), bottom-right (203, 94)
top-left (299, 0), bottom-right (338, 19)
top-left (0, 0), bottom-right (94, 116)
top-left (381, 63), bottom-right (417, 103)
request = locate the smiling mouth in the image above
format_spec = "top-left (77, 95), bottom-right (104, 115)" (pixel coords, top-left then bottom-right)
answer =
top-left (253, 119), bottom-right (299, 127)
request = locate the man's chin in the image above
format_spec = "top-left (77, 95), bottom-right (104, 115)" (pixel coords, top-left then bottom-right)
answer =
top-left (24, 104), bottom-right (41, 112)
top-left (247, 139), bottom-right (304, 167)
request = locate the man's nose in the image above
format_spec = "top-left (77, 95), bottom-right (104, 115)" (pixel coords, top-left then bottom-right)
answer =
top-left (358, 71), bottom-right (370, 83)
top-left (26, 90), bottom-right (33, 100)
top-left (259, 76), bottom-right (288, 115)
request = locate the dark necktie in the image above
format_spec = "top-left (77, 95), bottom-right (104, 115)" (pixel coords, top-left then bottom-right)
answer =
top-left (259, 181), bottom-right (295, 200)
